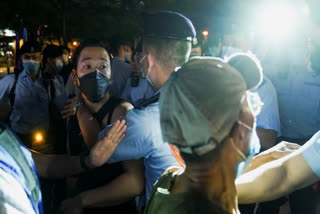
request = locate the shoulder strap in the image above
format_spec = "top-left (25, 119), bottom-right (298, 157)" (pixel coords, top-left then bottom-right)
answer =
top-left (9, 71), bottom-right (20, 107)
top-left (135, 93), bottom-right (160, 110)
top-left (93, 97), bottom-right (126, 125)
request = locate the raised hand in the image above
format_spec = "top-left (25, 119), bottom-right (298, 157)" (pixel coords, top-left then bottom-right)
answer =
top-left (88, 119), bottom-right (127, 168)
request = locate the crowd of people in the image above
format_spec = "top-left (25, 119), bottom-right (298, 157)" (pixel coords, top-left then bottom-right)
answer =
top-left (0, 8), bottom-right (320, 214)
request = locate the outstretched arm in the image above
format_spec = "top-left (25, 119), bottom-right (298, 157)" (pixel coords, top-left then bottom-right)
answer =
top-left (32, 120), bottom-right (127, 178)
top-left (60, 159), bottom-right (145, 212)
top-left (236, 145), bottom-right (319, 204)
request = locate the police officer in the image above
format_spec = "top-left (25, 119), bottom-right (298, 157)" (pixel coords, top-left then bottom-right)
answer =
top-left (0, 41), bottom-right (67, 153)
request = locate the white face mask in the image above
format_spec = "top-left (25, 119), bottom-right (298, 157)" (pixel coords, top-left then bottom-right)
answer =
top-left (139, 54), bottom-right (159, 88)
top-left (231, 120), bottom-right (261, 178)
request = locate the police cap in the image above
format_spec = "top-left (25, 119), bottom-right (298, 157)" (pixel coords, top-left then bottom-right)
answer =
top-left (143, 11), bottom-right (196, 42)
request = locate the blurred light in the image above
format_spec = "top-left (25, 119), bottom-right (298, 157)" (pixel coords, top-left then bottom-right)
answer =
top-left (303, 4), bottom-right (310, 16)
top-left (4, 29), bottom-right (15, 37)
top-left (202, 30), bottom-right (209, 36)
top-left (34, 132), bottom-right (44, 144)
top-left (257, 3), bottom-right (298, 41)
top-left (73, 41), bottom-right (78, 46)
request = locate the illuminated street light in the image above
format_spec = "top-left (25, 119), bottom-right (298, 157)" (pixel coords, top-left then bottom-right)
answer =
top-left (73, 41), bottom-right (78, 46)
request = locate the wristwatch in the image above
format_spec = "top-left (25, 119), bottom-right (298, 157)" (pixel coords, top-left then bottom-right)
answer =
top-left (73, 101), bottom-right (82, 116)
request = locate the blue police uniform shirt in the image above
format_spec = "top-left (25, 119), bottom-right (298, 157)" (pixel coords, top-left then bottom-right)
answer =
top-left (265, 63), bottom-right (320, 139)
top-left (301, 130), bottom-right (320, 177)
top-left (98, 97), bottom-right (179, 201)
top-left (121, 76), bottom-right (155, 106)
top-left (109, 57), bottom-right (132, 98)
top-left (253, 76), bottom-right (281, 136)
top-left (0, 123), bottom-right (43, 214)
top-left (0, 70), bottom-right (67, 134)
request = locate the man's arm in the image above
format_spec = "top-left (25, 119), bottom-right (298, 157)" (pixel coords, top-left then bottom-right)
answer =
top-left (236, 132), bottom-right (320, 204)
top-left (32, 120), bottom-right (127, 178)
top-left (244, 141), bottom-right (300, 173)
top-left (76, 104), bottom-right (101, 149)
top-left (60, 159), bottom-right (145, 212)
top-left (236, 151), bottom-right (318, 204)
top-left (32, 150), bottom-right (82, 178)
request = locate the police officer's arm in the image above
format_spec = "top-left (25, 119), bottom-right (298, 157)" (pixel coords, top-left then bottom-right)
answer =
top-left (32, 120), bottom-right (126, 178)
top-left (236, 134), bottom-right (320, 204)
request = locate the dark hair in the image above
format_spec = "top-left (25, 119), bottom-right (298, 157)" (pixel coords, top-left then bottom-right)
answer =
top-left (42, 44), bottom-right (63, 69)
top-left (61, 45), bottom-right (70, 53)
top-left (72, 39), bottom-right (109, 69)
top-left (109, 37), bottom-right (132, 56)
top-left (143, 37), bottom-right (191, 72)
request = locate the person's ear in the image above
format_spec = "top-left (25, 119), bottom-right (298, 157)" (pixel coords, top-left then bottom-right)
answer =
top-left (72, 69), bottom-right (80, 87)
top-left (230, 121), bottom-right (247, 150)
top-left (146, 54), bottom-right (155, 71)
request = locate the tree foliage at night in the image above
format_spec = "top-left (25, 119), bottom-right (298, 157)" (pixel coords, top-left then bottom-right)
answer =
top-left (0, 0), bottom-right (249, 44)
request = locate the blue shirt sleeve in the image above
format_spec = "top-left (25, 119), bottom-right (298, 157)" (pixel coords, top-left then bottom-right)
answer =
top-left (0, 75), bottom-right (14, 102)
top-left (254, 77), bottom-right (281, 136)
top-left (98, 109), bottom-right (154, 163)
top-left (301, 130), bottom-right (320, 178)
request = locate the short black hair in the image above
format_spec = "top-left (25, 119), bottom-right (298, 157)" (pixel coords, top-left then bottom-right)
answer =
top-left (72, 39), bottom-right (109, 70)
top-left (109, 37), bottom-right (132, 56)
top-left (42, 44), bottom-right (63, 69)
top-left (61, 45), bottom-right (70, 53)
top-left (143, 37), bottom-right (191, 72)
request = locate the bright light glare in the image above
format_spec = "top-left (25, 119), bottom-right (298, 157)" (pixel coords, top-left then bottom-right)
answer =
top-left (202, 30), bottom-right (209, 36)
top-left (258, 4), bottom-right (298, 41)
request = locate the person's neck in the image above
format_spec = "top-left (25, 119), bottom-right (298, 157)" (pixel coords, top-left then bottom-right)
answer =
top-left (83, 92), bottom-right (111, 114)
top-left (157, 67), bottom-right (174, 88)
top-left (27, 70), bottom-right (40, 81)
top-left (172, 139), bottom-right (240, 214)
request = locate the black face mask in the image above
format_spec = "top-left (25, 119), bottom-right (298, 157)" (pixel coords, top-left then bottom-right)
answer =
top-left (79, 70), bottom-right (110, 103)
